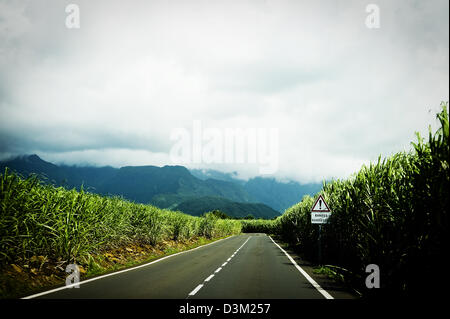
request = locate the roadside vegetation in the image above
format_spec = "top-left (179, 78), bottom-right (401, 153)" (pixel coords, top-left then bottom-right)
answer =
top-left (0, 175), bottom-right (241, 297)
top-left (243, 102), bottom-right (449, 296)
top-left (1, 103), bottom-right (447, 298)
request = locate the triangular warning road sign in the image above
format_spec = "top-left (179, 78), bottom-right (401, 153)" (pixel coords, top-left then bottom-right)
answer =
top-left (311, 195), bottom-right (331, 212)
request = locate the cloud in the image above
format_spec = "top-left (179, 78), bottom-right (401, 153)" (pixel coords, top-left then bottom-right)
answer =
top-left (0, 0), bottom-right (448, 183)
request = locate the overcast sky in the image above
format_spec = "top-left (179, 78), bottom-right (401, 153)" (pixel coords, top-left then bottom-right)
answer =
top-left (0, 0), bottom-right (448, 183)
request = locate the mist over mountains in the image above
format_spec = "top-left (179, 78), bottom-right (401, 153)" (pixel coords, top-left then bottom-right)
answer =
top-left (190, 169), bottom-right (322, 212)
top-left (0, 155), bottom-right (321, 218)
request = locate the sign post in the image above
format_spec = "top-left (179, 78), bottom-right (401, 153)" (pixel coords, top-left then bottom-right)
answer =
top-left (318, 224), bottom-right (322, 265)
top-left (311, 195), bottom-right (331, 265)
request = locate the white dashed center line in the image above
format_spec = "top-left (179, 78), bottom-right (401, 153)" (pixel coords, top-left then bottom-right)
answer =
top-left (188, 284), bottom-right (203, 296)
top-left (187, 236), bottom-right (251, 297)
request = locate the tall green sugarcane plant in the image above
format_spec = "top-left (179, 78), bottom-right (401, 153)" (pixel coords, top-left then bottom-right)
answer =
top-left (0, 171), bottom-right (242, 266)
top-left (265, 102), bottom-right (449, 296)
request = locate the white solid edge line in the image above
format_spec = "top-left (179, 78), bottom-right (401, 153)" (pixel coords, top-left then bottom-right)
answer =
top-left (268, 236), bottom-right (334, 299)
top-left (22, 235), bottom-right (237, 299)
top-left (188, 284), bottom-right (203, 296)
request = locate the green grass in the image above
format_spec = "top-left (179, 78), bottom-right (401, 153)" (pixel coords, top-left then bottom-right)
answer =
top-left (0, 172), bottom-right (242, 267)
top-left (313, 266), bottom-right (346, 284)
top-left (241, 218), bottom-right (278, 234)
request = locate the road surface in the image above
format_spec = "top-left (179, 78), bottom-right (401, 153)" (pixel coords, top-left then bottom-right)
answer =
top-left (28, 234), bottom-right (352, 299)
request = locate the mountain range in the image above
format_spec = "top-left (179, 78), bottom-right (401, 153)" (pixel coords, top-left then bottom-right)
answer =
top-left (191, 169), bottom-right (322, 212)
top-left (0, 155), bottom-right (322, 218)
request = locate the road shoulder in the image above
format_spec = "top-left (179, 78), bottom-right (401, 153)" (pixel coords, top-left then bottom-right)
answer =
top-left (269, 235), bottom-right (360, 299)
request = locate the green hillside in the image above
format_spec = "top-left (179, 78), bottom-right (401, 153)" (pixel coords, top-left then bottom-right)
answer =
top-left (191, 168), bottom-right (322, 212)
top-left (0, 157), bottom-right (278, 218)
top-left (244, 177), bottom-right (322, 213)
top-left (174, 196), bottom-right (280, 219)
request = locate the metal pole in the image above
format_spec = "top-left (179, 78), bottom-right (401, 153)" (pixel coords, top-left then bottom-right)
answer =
top-left (318, 224), bottom-right (322, 265)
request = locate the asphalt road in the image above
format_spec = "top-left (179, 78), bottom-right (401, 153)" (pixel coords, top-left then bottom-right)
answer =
top-left (30, 234), bottom-right (348, 299)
